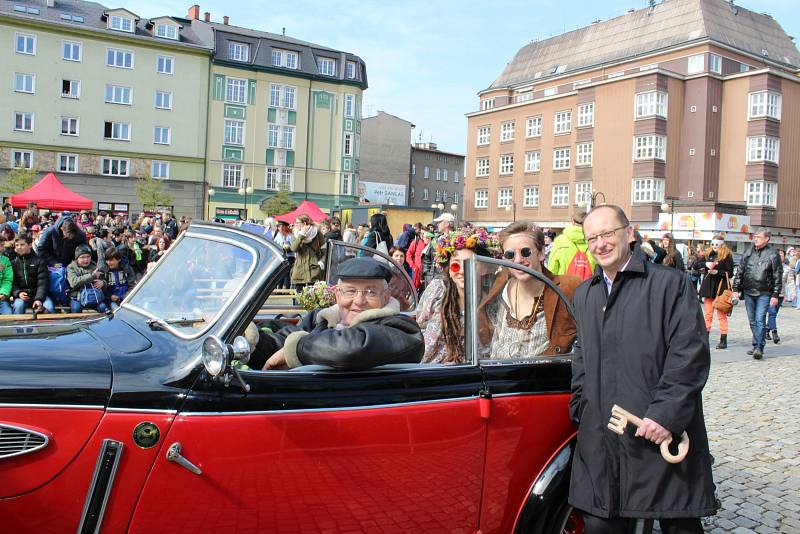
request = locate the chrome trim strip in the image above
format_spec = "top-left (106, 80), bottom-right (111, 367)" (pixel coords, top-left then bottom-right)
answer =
top-left (106, 407), bottom-right (178, 414)
top-left (490, 391), bottom-right (571, 399)
top-left (179, 395), bottom-right (479, 416)
top-left (77, 439), bottom-right (123, 534)
top-left (0, 422), bottom-right (50, 460)
top-left (0, 403), bottom-right (105, 410)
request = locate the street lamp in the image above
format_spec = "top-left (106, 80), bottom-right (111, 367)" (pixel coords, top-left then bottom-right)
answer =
top-left (450, 203), bottom-right (459, 224)
top-left (206, 187), bottom-right (215, 220)
top-left (661, 196), bottom-right (676, 233)
top-left (505, 201), bottom-right (517, 222)
top-left (238, 178), bottom-right (254, 221)
top-left (577, 191), bottom-right (606, 209)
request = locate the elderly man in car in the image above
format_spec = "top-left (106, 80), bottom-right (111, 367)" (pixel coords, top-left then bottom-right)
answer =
top-left (258, 257), bottom-right (424, 371)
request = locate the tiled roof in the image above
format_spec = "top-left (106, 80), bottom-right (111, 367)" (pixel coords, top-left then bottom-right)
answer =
top-left (489, 0), bottom-right (800, 90)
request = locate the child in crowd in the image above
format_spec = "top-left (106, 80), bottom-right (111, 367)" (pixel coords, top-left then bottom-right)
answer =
top-left (0, 250), bottom-right (12, 314)
top-left (66, 245), bottom-right (107, 313)
top-left (10, 232), bottom-right (54, 314)
top-left (99, 247), bottom-right (136, 310)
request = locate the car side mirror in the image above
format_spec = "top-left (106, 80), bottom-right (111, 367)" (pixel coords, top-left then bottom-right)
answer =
top-left (202, 335), bottom-right (250, 393)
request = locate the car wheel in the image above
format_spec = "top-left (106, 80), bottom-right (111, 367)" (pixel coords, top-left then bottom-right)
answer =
top-left (553, 504), bottom-right (584, 534)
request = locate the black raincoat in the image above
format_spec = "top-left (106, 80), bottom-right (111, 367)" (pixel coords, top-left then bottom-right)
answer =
top-left (569, 247), bottom-right (716, 519)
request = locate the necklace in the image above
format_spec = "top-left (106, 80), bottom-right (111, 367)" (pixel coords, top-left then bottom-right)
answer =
top-left (510, 282), bottom-right (544, 330)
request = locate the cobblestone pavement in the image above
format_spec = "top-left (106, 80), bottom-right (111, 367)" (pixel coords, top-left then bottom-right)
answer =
top-left (701, 302), bottom-right (800, 533)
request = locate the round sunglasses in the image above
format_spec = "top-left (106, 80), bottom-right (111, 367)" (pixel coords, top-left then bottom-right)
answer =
top-left (503, 247), bottom-right (533, 260)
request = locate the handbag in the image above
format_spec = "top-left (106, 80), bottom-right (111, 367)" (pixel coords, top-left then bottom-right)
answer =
top-left (79, 285), bottom-right (105, 308)
top-left (712, 272), bottom-right (734, 316)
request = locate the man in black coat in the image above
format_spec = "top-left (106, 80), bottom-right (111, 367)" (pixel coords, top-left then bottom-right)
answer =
top-left (257, 257), bottom-right (423, 371)
top-left (36, 216), bottom-right (86, 267)
top-left (569, 205), bottom-right (715, 533)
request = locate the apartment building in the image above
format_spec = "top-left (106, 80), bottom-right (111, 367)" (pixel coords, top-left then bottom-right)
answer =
top-left (408, 143), bottom-right (465, 217)
top-left (0, 0), bottom-right (211, 217)
top-left (464, 0), bottom-right (800, 246)
top-left (359, 111), bottom-right (414, 205)
top-left (194, 6), bottom-right (368, 220)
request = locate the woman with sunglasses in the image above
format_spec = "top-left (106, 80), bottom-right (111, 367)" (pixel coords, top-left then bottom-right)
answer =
top-left (487, 222), bottom-right (580, 359)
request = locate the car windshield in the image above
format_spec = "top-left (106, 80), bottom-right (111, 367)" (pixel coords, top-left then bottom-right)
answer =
top-left (125, 235), bottom-right (255, 336)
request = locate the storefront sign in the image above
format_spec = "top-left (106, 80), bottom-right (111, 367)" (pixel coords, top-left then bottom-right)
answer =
top-left (658, 212), bottom-right (751, 235)
top-left (215, 207), bottom-right (245, 220)
top-left (97, 202), bottom-right (129, 215)
top-left (357, 182), bottom-right (406, 205)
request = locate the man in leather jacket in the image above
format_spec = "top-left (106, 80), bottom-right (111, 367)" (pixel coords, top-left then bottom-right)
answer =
top-left (258, 257), bottom-right (424, 371)
top-left (732, 228), bottom-right (783, 360)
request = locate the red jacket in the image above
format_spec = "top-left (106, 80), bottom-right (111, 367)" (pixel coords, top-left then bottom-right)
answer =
top-left (405, 237), bottom-right (424, 289)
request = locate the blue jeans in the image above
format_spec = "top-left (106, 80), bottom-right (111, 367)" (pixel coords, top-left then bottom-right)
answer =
top-left (744, 293), bottom-right (771, 350)
top-left (12, 296), bottom-right (55, 314)
top-left (0, 298), bottom-right (12, 315)
top-left (70, 298), bottom-right (108, 313)
top-left (766, 296), bottom-right (784, 332)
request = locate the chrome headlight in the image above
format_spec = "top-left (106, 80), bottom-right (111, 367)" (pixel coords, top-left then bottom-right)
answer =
top-left (202, 336), bottom-right (228, 377)
top-left (231, 335), bottom-right (251, 365)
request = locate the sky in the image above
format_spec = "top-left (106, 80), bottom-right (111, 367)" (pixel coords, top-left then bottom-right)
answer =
top-left (135, 0), bottom-right (799, 155)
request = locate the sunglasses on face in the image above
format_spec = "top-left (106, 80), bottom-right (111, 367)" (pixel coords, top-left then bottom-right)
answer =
top-left (503, 247), bottom-right (533, 260)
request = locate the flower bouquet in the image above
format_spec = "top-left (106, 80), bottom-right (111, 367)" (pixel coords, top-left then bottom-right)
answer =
top-left (295, 281), bottom-right (336, 311)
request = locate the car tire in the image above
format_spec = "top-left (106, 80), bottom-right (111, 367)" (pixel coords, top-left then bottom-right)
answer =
top-left (551, 503), bottom-right (584, 534)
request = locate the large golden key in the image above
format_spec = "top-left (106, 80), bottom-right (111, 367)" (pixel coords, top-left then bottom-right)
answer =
top-left (608, 404), bottom-right (690, 464)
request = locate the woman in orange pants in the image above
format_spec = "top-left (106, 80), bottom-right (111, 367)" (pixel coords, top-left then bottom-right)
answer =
top-left (698, 236), bottom-right (735, 349)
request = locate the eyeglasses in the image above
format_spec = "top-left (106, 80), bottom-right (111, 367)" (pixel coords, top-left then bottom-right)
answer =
top-left (586, 225), bottom-right (628, 245)
top-left (503, 247), bottom-right (533, 260)
top-left (336, 287), bottom-right (384, 300)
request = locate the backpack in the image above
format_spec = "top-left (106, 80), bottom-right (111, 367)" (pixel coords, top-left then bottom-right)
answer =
top-left (108, 270), bottom-right (129, 300)
top-left (566, 250), bottom-right (594, 281)
top-left (48, 266), bottom-right (70, 304)
top-left (80, 285), bottom-right (104, 308)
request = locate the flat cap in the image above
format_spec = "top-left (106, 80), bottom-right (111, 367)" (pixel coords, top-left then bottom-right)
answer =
top-left (337, 257), bottom-right (392, 282)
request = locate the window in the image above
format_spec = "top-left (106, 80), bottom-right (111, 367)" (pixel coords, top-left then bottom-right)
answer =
top-left (102, 157), bottom-right (129, 176)
top-left (60, 116), bottom-right (79, 135)
top-left (475, 189), bottom-right (488, 208)
top-left (422, 188), bottom-right (429, 201)
top-left (632, 178), bottom-right (665, 203)
top-left (435, 168), bottom-right (441, 181)
top-left (443, 169), bottom-right (448, 182)
top-left (553, 147), bottom-right (571, 170)
top-left (269, 84), bottom-right (281, 108)
top-left (63, 41), bottom-right (81, 61)
top-left (14, 112), bottom-right (34, 132)
top-left (435, 189), bottom-right (441, 202)
top-left (454, 191), bottom-right (460, 204)
top-left (268, 125), bottom-right (280, 148)
top-left (687, 54), bottom-right (704, 74)
top-left (228, 42), bottom-right (250, 62)
top-left (515, 92), bottom-right (533, 103)
top-left (222, 163), bottom-right (242, 188)
top-left (58, 153), bottom-right (78, 173)
top-left (109, 15), bottom-right (134, 32)
top-left (477, 126), bottom-right (490, 145)
top-left (345, 94), bottom-right (355, 118)
top-left (575, 181), bottom-right (593, 204)
top-left (709, 54), bottom-right (721, 74)
top-left (14, 73), bottom-right (34, 93)
top-left (634, 135), bottom-right (666, 160)
top-left (15, 33), bottom-right (35, 55)
top-left (578, 103), bottom-right (594, 127)
top-left (153, 126), bottom-right (170, 145)
top-left (62, 79), bottom-right (80, 98)
top-left (635, 91), bottom-right (668, 118)
top-left (318, 57), bottom-right (336, 76)
top-left (156, 56), bottom-right (174, 74)
top-left (523, 186), bottom-right (539, 207)
top-left (412, 163), bottom-right (416, 175)
top-left (498, 188), bottom-right (513, 208)
top-left (283, 86), bottom-right (296, 109)
top-left (104, 121), bottom-right (130, 141)
top-left (748, 92), bottom-right (781, 121)
top-left (552, 184), bottom-right (569, 206)
top-left (454, 171), bottom-right (460, 183)
top-left (265, 167), bottom-right (278, 190)
top-left (155, 91), bottom-right (172, 109)
top-left (346, 61), bottom-right (357, 79)
top-left (576, 142), bottom-right (593, 166)
top-left (283, 126), bottom-right (295, 149)
top-left (500, 121), bottom-right (515, 142)
top-left (524, 151), bottom-right (540, 172)
top-left (424, 166), bottom-right (430, 179)
top-left (747, 137), bottom-right (779, 164)
top-left (12, 150), bottom-right (33, 169)
top-left (481, 98), bottom-right (495, 111)
top-left (224, 119), bottom-right (244, 145)
top-left (343, 133), bottom-right (353, 156)
top-left (341, 173), bottom-right (351, 195)
top-left (554, 110), bottom-right (571, 134)
top-left (104, 84), bottom-right (131, 104)
top-left (271, 49), bottom-right (299, 69)
top-left (151, 160), bottom-right (169, 178)
top-left (476, 158), bottom-right (490, 177)
top-left (499, 154), bottom-right (514, 175)
top-left (107, 48), bottom-right (133, 68)
top-left (526, 116), bottom-right (541, 138)
top-left (745, 181), bottom-right (776, 207)
top-left (226, 78), bottom-right (246, 104)
top-left (155, 24), bottom-right (178, 40)
top-left (544, 87), bottom-right (558, 97)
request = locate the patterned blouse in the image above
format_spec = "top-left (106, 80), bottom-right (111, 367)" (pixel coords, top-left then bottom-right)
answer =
top-left (416, 278), bottom-right (458, 363)
top-left (489, 284), bottom-right (550, 359)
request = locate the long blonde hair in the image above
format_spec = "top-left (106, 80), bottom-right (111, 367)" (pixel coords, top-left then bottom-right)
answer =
top-left (706, 235), bottom-right (731, 261)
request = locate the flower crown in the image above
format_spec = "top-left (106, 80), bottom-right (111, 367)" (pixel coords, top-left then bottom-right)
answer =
top-left (435, 228), bottom-right (501, 264)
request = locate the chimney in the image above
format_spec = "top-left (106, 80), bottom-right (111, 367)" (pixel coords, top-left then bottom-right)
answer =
top-left (204, 11), bottom-right (210, 22)
top-left (222, 15), bottom-right (229, 25)
top-left (187, 4), bottom-right (200, 20)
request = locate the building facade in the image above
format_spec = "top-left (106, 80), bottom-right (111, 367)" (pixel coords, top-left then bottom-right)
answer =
top-left (358, 111), bottom-right (414, 205)
top-left (409, 143), bottom-right (465, 217)
top-left (0, 0), bottom-right (210, 217)
top-left (464, 0), bottom-right (800, 246)
top-left (195, 8), bottom-right (368, 221)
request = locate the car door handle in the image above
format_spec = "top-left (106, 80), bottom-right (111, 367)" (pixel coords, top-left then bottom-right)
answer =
top-left (166, 442), bottom-right (202, 475)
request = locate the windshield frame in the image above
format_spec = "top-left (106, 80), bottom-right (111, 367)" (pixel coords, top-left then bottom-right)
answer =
top-left (122, 230), bottom-right (259, 341)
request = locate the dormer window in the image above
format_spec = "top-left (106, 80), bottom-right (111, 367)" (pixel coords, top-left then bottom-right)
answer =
top-left (110, 15), bottom-right (134, 32)
top-left (228, 42), bottom-right (250, 62)
top-left (318, 57), bottom-right (336, 76)
top-left (271, 49), bottom-right (299, 69)
top-left (346, 61), bottom-right (357, 79)
top-left (155, 24), bottom-right (178, 40)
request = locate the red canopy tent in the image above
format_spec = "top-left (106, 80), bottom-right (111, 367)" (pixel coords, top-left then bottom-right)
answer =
top-left (275, 200), bottom-right (328, 223)
top-left (10, 172), bottom-right (93, 211)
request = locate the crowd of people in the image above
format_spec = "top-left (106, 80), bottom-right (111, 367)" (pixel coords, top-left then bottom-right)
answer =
top-left (0, 202), bottom-right (190, 315)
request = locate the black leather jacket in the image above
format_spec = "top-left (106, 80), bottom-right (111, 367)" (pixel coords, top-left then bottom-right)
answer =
top-left (733, 244), bottom-right (782, 297)
top-left (254, 298), bottom-right (423, 371)
top-left (11, 252), bottom-right (49, 302)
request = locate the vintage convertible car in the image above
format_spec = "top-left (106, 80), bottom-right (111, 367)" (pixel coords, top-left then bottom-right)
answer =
top-left (0, 222), bottom-right (583, 534)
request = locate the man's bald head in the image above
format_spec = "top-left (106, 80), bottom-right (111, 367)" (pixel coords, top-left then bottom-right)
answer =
top-left (585, 204), bottom-right (630, 229)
